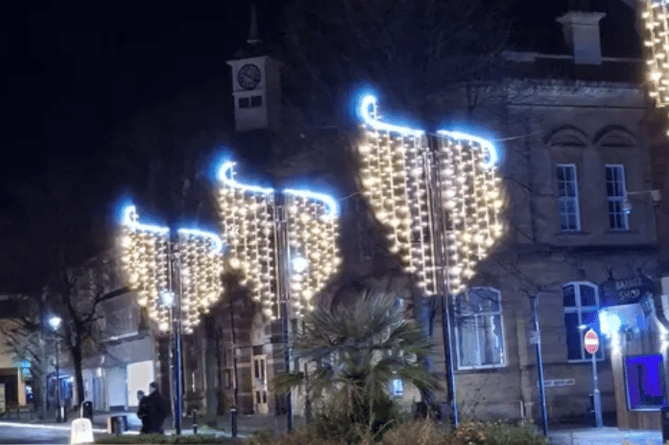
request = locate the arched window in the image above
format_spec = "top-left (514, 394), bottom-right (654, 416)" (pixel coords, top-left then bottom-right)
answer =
top-left (454, 287), bottom-right (505, 370)
top-left (563, 282), bottom-right (604, 362)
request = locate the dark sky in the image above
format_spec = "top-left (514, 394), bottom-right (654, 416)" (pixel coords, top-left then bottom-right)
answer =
top-left (1, 0), bottom-right (284, 185)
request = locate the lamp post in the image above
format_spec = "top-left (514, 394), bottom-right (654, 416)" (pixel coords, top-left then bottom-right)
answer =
top-left (215, 162), bottom-right (341, 433)
top-left (49, 316), bottom-right (62, 423)
top-left (530, 295), bottom-right (548, 436)
top-left (120, 205), bottom-right (224, 435)
top-left (356, 95), bottom-right (505, 427)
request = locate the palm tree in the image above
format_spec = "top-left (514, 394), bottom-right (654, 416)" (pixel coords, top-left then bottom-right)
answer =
top-left (275, 281), bottom-right (436, 436)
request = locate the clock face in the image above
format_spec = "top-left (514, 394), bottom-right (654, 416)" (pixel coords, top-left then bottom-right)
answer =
top-left (237, 64), bottom-right (261, 90)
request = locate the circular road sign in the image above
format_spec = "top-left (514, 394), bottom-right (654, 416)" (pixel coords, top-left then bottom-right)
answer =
top-left (584, 329), bottom-right (599, 355)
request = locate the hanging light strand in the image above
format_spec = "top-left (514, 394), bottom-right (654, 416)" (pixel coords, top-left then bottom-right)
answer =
top-left (643, 0), bottom-right (669, 131)
top-left (120, 205), bottom-right (225, 334)
top-left (358, 95), bottom-right (505, 297)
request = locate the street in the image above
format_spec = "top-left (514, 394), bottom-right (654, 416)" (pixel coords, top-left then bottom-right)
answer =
top-left (0, 421), bottom-right (107, 444)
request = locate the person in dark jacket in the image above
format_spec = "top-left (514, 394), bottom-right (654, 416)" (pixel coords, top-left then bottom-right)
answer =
top-left (136, 390), bottom-right (150, 434)
top-left (145, 382), bottom-right (168, 434)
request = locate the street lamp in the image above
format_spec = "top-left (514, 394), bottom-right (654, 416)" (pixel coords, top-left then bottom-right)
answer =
top-left (49, 316), bottom-right (62, 423)
top-left (622, 189), bottom-right (661, 215)
top-left (120, 204), bottom-right (224, 435)
top-left (215, 161), bottom-right (341, 433)
top-left (356, 94), bottom-right (505, 427)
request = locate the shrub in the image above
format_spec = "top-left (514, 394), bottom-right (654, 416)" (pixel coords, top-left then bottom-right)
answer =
top-left (381, 419), bottom-right (450, 445)
top-left (95, 433), bottom-right (232, 444)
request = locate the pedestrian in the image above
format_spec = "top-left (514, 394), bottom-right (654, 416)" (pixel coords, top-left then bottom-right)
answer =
top-left (136, 390), bottom-right (150, 434)
top-left (145, 381), bottom-right (168, 434)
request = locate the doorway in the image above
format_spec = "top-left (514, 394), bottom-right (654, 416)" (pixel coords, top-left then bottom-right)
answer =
top-left (252, 354), bottom-right (268, 414)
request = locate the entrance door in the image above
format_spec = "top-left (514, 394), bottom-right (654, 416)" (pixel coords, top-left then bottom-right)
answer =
top-left (93, 377), bottom-right (104, 411)
top-left (252, 355), bottom-right (268, 414)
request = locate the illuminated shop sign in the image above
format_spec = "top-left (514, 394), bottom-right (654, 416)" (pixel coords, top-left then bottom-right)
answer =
top-left (600, 275), bottom-right (654, 307)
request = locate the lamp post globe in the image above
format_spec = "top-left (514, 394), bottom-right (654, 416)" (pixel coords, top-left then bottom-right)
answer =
top-left (49, 316), bottom-right (62, 331)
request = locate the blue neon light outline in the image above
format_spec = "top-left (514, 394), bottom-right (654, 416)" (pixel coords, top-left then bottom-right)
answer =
top-left (283, 188), bottom-right (339, 218)
top-left (177, 228), bottom-right (224, 252)
top-left (217, 161), bottom-right (275, 195)
top-left (121, 205), bottom-right (169, 235)
top-left (437, 130), bottom-right (499, 168)
top-left (358, 95), bottom-right (425, 137)
top-left (216, 160), bottom-right (339, 217)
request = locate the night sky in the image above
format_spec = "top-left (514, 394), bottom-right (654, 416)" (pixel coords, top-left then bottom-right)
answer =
top-left (1, 1), bottom-right (284, 183)
top-left (0, 1), bottom-right (285, 290)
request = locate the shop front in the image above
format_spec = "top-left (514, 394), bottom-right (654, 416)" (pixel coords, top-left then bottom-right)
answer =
top-left (599, 274), bottom-right (667, 429)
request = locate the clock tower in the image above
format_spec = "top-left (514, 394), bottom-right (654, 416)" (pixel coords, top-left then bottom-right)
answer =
top-left (227, 3), bottom-right (282, 132)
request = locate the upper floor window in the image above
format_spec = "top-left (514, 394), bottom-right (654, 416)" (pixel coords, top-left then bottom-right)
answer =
top-left (563, 282), bottom-right (604, 362)
top-left (454, 287), bottom-right (505, 370)
top-left (605, 164), bottom-right (629, 231)
top-left (556, 164), bottom-right (581, 231)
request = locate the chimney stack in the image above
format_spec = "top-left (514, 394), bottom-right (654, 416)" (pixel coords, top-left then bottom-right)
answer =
top-left (557, 11), bottom-right (606, 65)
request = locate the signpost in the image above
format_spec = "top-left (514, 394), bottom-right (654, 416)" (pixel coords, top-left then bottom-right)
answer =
top-left (0, 383), bottom-right (5, 413)
top-left (584, 329), bottom-right (603, 428)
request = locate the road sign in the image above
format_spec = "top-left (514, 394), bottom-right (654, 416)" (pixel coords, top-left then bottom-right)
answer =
top-left (584, 329), bottom-right (599, 354)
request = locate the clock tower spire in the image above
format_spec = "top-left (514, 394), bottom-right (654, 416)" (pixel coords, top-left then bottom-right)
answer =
top-left (227, 2), bottom-right (282, 132)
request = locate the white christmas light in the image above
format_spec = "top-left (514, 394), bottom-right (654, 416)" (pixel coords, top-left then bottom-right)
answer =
top-left (642, 0), bottom-right (669, 132)
top-left (357, 95), bottom-right (504, 295)
top-left (120, 205), bottom-right (225, 334)
top-left (284, 190), bottom-right (341, 317)
top-left (436, 132), bottom-right (504, 294)
top-left (215, 161), bottom-right (341, 319)
top-left (215, 162), bottom-right (279, 319)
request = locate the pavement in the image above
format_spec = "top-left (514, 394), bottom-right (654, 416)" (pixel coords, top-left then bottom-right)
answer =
top-left (1, 411), bottom-right (667, 444)
top-left (547, 424), bottom-right (664, 445)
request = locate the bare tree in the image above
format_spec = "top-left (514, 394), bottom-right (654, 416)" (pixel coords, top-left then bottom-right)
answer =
top-left (280, 0), bottom-right (514, 127)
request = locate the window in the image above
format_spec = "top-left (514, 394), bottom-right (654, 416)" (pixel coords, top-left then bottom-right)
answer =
top-left (454, 287), bottom-right (505, 369)
top-left (605, 164), bottom-right (629, 230)
top-left (563, 282), bottom-right (604, 362)
top-left (251, 95), bottom-right (263, 107)
top-left (239, 97), bottom-right (250, 108)
top-left (556, 164), bottom-right (581, 231)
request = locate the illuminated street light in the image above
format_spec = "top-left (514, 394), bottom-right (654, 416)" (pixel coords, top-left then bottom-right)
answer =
top-left (49, 316), bottom-right (62, 331)
top-left (356, 94), bottom-right (505, 427)
top-left (215, 160), bottom-right (341, 432)
top-left (48, 315), bottom-right (63, 422)
top-left (119, 203), bottom-right (224, 435)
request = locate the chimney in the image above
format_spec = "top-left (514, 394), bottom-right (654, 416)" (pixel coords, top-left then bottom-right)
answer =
top-left (556, 11), bottom-right (606, 65)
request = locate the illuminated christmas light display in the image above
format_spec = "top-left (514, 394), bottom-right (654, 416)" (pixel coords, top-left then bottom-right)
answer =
top-left (436, 131), bottom-right (504, 295)
top-left (215, 161), bottom-right (341, 319)
top-left (120, 205), bottom-right (225, 333)
top-left (217, 161), bottom-right (279, 319)
top-left (357, 95), bottom-right (504, 295)
top-left (642, 0), bottom-right (669, 127)
top-left (284, 188), bottom-right (341, 316)
top-left (358, 96), bottom-right (437, 293)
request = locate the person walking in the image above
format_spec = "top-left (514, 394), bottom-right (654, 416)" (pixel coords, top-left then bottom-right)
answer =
top-left (136, 390), bottom-right (150, 434)
top-left (145, 382), bottom-right (168, 434)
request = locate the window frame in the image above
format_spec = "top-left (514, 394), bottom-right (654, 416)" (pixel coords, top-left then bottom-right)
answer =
top-left (555, 163), bottom-right (581, 232)
top-left (605, 164), bottom-right (629, 231)
top-left (454, 287), bottom-right (506, 371)
top-left (563, 281), bottom-right (605, 363)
